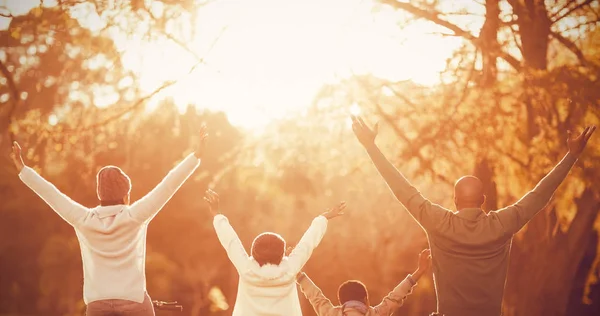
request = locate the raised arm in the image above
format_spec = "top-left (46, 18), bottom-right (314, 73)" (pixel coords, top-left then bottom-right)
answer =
top-left (128, 126), bottom-right (207, 223)
top-left (13, 142), bottom-right (88, 226)
top-left (207, 190), bottom-right (250, 273)
top-left (374, 249), bottom-right (431, 316)
top-left (351, 115), bottom-right (450, 231)
top-left (494, 126), bottom-right (596, 235)
top-left (297, 272), bottom-right (337, 316)
top-left (287, 202), bottom-right (346, 274)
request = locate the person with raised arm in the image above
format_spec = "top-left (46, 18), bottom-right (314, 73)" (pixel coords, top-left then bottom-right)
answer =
top-left (297, 249), bottom-right (432, 316)
top-left (350, 115), bottom-right (595, 316)
top-left (11, 126), bottom-right (208, 316)
top-left (204, 189), bottom-right (346, 316)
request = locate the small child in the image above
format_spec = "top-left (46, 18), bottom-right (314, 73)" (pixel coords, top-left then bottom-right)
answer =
top-left (297, 249), bottom-right (431, 316)
top-left (204, 189), bottom-right (346, 316)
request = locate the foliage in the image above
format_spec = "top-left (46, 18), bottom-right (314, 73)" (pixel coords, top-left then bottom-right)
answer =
top-left (1, 1), bottom-right (600, 316)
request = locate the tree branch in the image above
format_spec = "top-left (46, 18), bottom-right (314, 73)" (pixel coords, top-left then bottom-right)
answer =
top-left (161, 25), bottom-right (228, 63)
top-left (551, 0), bottom-right (595, 24)
top-left (371, 99), bottom-right (453, 185)
top-left (70, 79), bottom-right (178, 132)
top-left (380, 0), bottom-right (523, 71)
top-left (551, 31), bottom-right (596, 68)
top-left (0, 5), bottom-right (12, 18)
top-left (61, 25), bottom-right (226, 133)
top-left (63, 62), bottom-right (197, 133)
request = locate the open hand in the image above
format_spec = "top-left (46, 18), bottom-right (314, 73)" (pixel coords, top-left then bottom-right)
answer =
top-left (194, 125), bottom-right (209, 158)
top-left (567, 126), bottom-right (596, 156)
top-left (418, 249), bottom-right (432, 271)
top-left (321, 201), bottom-right (347, 220)
top-left (203, 189), bottom-right (220, 216)
top-left (412, 249), bottom-right (432, 281)
top-left (351, 115), bottom-right (379, 147)
top-left (11, 141), bottom-right (25, 173)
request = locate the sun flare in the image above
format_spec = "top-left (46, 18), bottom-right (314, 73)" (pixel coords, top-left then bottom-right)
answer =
top-left (1, 0), bottom-right (465, 130)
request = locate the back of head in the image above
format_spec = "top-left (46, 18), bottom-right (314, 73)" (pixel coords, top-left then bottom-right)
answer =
top-left (251, 232), bottom-right (286, 266)
top-left (96, 166), bottom-right (131, 205)
top-left (338, 280), bottom-right (369, 305)
top-left (454, 175), bottom-right (485, 210)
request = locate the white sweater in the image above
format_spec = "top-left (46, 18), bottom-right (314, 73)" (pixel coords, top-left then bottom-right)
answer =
top-left (19, 154), bottom-right (200, 304)
top-left (213, 214), bottom-right (328, 316)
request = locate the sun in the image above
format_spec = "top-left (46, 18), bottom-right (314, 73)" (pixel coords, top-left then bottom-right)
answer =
top-left (155, 0), bottom-right (463, 129)
top-left (2, 0), bottom-right (465, 130)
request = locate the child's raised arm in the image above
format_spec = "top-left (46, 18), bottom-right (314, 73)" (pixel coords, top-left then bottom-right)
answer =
top-left (287, 201), bottom-right (346, 274)
top-left (297, 272), bottom-right (337, 315)
top-left (208, 189), bottom-right (250, 273)
top-left (374, 249), bottom-right (431, 316)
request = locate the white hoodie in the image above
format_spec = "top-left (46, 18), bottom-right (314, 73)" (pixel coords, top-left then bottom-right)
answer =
top-left (19, 154), bottom-right (200, 304)
top-left (213, 214), bottom-right (328, 316)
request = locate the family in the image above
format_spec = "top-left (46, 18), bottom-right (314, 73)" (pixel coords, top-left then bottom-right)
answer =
top-left (10, 118), bottom-right (596, 315)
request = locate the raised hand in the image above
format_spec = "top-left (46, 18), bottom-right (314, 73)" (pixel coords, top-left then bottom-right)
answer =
top-left (413, 249), bottom-right (432, 281)
top-left (567, 126), bottom-right (596, 156)
top-left (194, 124), bottom-right (209, 158)
top-left (203, 189), bottom-right (220, 216)
top-left (351, 115), bottom-right (379, 147)
top-left (321, 201), bottom-right (347, 220)
top-left (418, 249), bottom-right (432, 271)
top-left (11, 141), bottom-right (25, 173)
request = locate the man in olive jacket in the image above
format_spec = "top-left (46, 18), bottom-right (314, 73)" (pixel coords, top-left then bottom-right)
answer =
top-left (351, 116), bottom-right (595, 316)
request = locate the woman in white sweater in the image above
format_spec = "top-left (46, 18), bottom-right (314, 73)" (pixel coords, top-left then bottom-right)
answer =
top-left (10, 127), bottom-right (207, 316)
top-left (204, 189), bottom-right (346, 316)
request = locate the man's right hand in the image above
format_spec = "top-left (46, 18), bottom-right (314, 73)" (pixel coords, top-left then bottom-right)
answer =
top-left (11, 141), bottom-right (25, 173)
top-left (567, 126), bottom-right (596, 156)
top-left (351, 115), bottom-right (379, 147)
top-left (203, 189), bottom-right (220, 216)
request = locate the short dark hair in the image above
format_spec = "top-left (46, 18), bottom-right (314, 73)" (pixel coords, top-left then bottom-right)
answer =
top-left (338, 280), bottom-right (369, 305)
top-left (251, 232), bottom-right (286, 266)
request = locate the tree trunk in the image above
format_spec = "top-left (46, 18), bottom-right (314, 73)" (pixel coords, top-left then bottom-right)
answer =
top-left (507, 0), bottom-right (551, 141)
top-left (473, 158), bottom-right (498, 212)
top-left (503, 188), bottom-right (600, 315)
top-left (479, 0), bottom-right (500, 87)
top-left (507, 0), bottom-right (552, 70)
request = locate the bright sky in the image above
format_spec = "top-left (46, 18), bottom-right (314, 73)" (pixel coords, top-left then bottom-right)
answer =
top-left (1, 0), bottom-right (469, 129)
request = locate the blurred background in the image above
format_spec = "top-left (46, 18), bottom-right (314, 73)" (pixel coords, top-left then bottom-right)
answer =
top-left (0, 0), bottom-right (599, 315)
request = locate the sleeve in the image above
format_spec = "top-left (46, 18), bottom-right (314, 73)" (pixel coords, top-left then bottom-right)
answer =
top-left (213, 214), bottom-right (250, 273)
top-left (297, 273), bottom-right (338, 316)
top-left (373, 274), bottom-right (417, 316)
top-left (287, 216), bottom-right (328, 274)
top-left (364, 144), bottom-right (451, 231)
top-left (19, 167), bottom-right (89, 226)
top-left (492, 152), bottom-right (578, 235)
top-left (128, 154), bottom-right (200, 223)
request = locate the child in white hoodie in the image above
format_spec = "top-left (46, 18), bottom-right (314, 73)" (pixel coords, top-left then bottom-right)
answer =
top-left (204, 189), bottom-right (346, 316)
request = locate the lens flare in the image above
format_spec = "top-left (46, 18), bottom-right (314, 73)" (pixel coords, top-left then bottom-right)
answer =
top-left (350, 103), bottom-right (361, 116)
